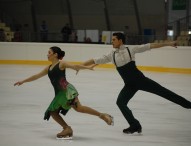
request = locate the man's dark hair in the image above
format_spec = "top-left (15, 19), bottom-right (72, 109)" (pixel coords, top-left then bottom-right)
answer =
top-left (113, 32), bottom-right (125, 44)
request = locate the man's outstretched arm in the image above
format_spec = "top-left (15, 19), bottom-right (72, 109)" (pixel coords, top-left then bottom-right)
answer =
top-left (150, 41), bottom-right (177, 49)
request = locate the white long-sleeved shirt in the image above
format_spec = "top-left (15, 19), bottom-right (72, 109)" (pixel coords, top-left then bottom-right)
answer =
top-left (94, 44), bottom-right (151, 67)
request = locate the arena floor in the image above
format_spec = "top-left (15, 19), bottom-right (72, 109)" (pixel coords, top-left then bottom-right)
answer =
top-left (0, 65), bottom-right (191, 146)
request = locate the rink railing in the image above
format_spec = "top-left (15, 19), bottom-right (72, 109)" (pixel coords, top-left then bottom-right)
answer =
top-left (0, 42), bottom-right (191, 74)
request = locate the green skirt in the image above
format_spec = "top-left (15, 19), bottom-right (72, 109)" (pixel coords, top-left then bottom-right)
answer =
top-left (44, 83), bottom-right (78, 120)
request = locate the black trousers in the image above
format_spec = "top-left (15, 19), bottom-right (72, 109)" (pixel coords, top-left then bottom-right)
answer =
top-left (116, 76), bottom-right (191, 126)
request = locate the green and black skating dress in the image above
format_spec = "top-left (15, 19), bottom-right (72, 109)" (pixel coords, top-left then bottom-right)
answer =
top-left (44, 62), bottom-right (78, 120)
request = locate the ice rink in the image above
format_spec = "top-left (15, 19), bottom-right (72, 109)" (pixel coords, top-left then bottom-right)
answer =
top-left (0, 64), bottom-right (191, 146)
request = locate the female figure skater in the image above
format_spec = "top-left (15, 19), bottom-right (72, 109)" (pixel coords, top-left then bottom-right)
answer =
top-left (14, 46), bottom-right (113, 139)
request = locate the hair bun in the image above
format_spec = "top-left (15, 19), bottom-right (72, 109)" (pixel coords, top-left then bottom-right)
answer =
top-left (50, 46), bottom-right (65, 60)
top-left (61, 51), bottom-right (65, 57)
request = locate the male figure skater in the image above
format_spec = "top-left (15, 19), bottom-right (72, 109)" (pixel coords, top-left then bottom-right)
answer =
top-left (81, 32), bottom-right (191, 134)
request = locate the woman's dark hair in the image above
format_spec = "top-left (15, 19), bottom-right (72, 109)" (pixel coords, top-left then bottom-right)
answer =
top-left (50, 46), bottom-right (65, 59)
top-left (113, 32), bottom-right (125, 44)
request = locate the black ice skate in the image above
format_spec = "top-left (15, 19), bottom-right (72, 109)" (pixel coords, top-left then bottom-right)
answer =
top-left (123, 125), bottom-right (142, 134)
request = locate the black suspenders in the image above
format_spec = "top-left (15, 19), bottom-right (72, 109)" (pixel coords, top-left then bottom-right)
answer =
top-left (126, 47), bottom-right (132, 61)
top-left (113, 47), bottom-right (132, 66)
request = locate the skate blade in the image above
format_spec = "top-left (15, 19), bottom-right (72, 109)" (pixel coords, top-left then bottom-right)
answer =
top-left (128, 133), bottom-right (143, 136)
top-left (56, 136), bottom-right (73, 140)
top-left (124, 130), bottom-right (142, 135)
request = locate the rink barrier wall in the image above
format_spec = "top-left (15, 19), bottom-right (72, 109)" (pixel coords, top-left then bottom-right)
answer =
top-left (0, 42), bottom-right (191, 74)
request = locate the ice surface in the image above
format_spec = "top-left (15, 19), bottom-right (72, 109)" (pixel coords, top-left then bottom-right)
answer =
top-left (0, 65), bottom-right (190, 146)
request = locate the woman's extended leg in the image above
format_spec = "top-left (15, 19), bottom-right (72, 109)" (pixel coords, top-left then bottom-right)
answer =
top-left (72, 98), bottom-right (114, 125)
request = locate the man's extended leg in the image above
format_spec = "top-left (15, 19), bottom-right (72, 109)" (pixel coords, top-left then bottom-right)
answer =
top-left (139, 77), bottom-right (191, 109)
